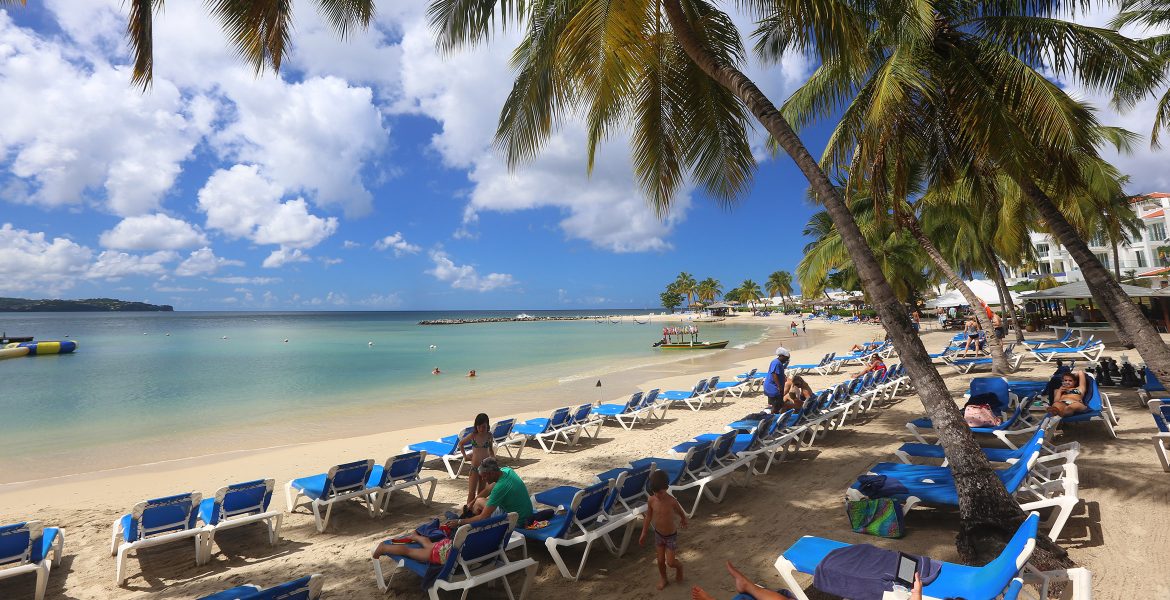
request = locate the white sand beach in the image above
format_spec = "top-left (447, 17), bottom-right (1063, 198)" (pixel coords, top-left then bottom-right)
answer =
top-left (1, 320), bottom-right (1167, 599)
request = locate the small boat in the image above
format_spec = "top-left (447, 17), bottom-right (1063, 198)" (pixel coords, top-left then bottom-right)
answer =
top-left (652, 340), bottom-right (729, 349)
top-left (0, 334), bottom-right (33, 344)
top-left (7, 340), bottom-right (78, 355)
top-left (653, 324), bottom-right (727, 349)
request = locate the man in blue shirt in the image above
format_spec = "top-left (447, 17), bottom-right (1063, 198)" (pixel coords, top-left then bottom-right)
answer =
top-left (764, 346), bottom-right (791, 413)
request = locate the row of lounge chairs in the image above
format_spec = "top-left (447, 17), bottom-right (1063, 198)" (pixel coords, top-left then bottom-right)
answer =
top-left (933, 334), bottom-right (1105, 375)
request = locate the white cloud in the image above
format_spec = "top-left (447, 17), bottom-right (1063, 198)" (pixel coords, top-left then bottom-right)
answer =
top-left (87, 250), bottom-right (177, 280)
top-left (100, 214), bottom-right (209, 250)
top-left (343, 240), bottom-right (361, 249)
top-left (320, 257), bottom-right (343, 266)
top-left (374, 232), bottom-right (421, 256)
top-left (262, 247), bottom-right (311, 268)
top-left (0, 223), bottom-right (93, 294)
top-left (212, 276), bottom-right (282, 285)
top-left (355, 292), bottom-right (403, 307)
top-left (153, 283), bottom-right (206, 292)
top-left (198, 165), bottom-right (339, 250)
top-left (427, 250), bottom-right (515, 292)
top-left (175, 247), bottom-right (243, 277)
top-left (0, 11), bottom-right (211, 216)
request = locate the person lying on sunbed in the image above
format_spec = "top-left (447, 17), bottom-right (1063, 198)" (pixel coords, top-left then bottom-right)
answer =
top-left (690, 561), bottom-right (928, 600)
top-left (1047, 369), bottom-right (1090, 417)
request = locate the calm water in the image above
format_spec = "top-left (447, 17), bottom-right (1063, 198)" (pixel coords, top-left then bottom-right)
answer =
top-left (0, 311), bottom-right (771, 472)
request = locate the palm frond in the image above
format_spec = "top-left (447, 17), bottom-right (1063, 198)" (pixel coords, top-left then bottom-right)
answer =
top-left (127, 0), bottom-right (160, 89)
top-left (428, 0), bottom-right (527, 51)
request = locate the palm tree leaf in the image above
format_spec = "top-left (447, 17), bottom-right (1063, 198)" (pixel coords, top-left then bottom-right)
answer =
top-left (127, 0), bottom-right (159, 89)
top-left (206, 0), bottom-right (295, 75)
top-left (315, 0), bottom-right (374, 40)
top-left (428, 0), bottom-right (527, 51)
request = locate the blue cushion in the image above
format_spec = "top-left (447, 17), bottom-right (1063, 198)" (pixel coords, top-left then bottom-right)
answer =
top-left (408, 440), bottom-right (455, 456)
top-left (197, 585), bottom-right (261, 600)
top-left (632, 458), bottom-right (682, 484)
top-left (518, 513), bottom-right (572, 542)
top-left (35, 527), bottom-right (59, 564)
top-left (198, 498), bottom-right (219, 526)
top-left (534, 485), bottom-right (580, 509)
top-left (593, 404), bottom-right (628, 417)
top-left (512, 421), bottom-right (549, 436)
top-left (910, 417), bottom-right (932, 428)
top-left (290, 474), bottom-right (328, 500)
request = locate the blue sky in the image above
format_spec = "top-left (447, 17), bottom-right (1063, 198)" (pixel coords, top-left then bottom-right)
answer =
top-left (2, 2), bottom-right (1167, 310)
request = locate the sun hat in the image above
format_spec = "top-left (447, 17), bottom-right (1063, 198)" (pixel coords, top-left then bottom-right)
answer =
top-left (477, 457), bottom-right (502, 474)
top-left (775, 346), bottom-right (791, 357)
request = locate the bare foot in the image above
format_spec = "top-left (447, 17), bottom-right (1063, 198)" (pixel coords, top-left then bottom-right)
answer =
top-left (726, 560), bottom-right (753, 594)
top-left (691, 586), bottom-right (716, 600)
top-left (657, 577), bottom-right (668, 591)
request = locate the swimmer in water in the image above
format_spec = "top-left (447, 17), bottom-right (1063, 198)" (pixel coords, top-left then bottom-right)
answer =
top-left (429, 344), bottom-right (438, 350)
top-left (432, 367), bottom-right (442, 375)
top-left (467, 370), bottom-right (476, 377)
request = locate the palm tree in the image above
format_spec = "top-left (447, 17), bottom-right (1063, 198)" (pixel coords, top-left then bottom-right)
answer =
top-left (696, 277), bottom-right (723, 305)
top-left (673, 272), bottom-right (698, 309)
top-left (1113, 0), bottom-right (1170, 145)
top-left (107, 0), bottom-right (1029, 555)
top-left (773, 0), bottom-right (1170, 400)
top-left (766, 271), bottom-right (794, 311)
top-left (738, 279), bottom-right (763, 310)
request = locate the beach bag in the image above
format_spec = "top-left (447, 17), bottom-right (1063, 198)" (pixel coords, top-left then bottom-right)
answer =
top-left (845, 498), bottom-right (904, 538)
top-left (963, 404), bottom-right (1001, 427)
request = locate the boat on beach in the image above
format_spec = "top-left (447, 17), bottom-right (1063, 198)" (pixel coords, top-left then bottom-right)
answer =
top-left (653, 339), bottom-right (729, 349)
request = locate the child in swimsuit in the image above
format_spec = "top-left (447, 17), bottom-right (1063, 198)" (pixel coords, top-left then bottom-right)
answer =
top-left (1048, 369), bottom-right (1089, 417)
top-left (371, 531), bottom-right (453, 566)
top-left (639, 469), bottom-right (687, 590)
top-left (458, 413), bottom-right (495, 510)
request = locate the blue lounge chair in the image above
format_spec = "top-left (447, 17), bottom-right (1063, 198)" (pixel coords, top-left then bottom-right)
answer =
top-left (1058, 374), bottom-right (1118, 439)
top-left (520, 480), bottom-right (639, 580)
top-left (111, 492), bottom-right (207, 585)
top-left (1026, 339), bottom-right (1104, 364)
top-left (365, 451), bottom-right (438, 515)
top-left (906, 378), bottom-right (1041, 446)
top-left (0, 521), bottom-right (63, 600)
top-left (409, 426), bottom-right (475, 479)
top-left (561, 403), bottom-right (603, 443)
top-left (511, 406), bottom-right (573, 452)
top-left (536, 462), bottom-right (656, 516)
top-left (199, 479), bottom-right (282, 557)
top-left (285, 459), bottom-right (377, 533)
top-left (660, 379), bottom-right (709, 410)
top-left (774, 513), bottom-right (1040, 600)
top-left (197, 574), bottom-right (323, 600)
top-left (1152, 401), bottom-right (1170, 472)
top-left (1020, 329), bottom-right (1075, 349)
top-left (635, 433), bottom-right (747, 517)
top-left (372, 512), bottom-right (537, 598)
top-left (593, 392), bottom-right (643, 427)
top-left (944, 344), bottom-right (1024, 374)
top-left (854, 433), bottom-right (1080, 540)
top-left (895, 417), bottom-right (1080, 470)
top-left (490, 418), bottom-right (526, 460)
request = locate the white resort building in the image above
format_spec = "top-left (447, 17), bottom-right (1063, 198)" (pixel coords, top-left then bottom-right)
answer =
top-left (1005, 192), bottom-right (1170, 285)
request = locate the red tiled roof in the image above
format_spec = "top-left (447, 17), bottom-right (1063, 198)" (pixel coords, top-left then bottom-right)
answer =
top-left (1142, 208), bottom-right (1165, 219)
top-left (1130, 192), bottom-right (1170, 203)
top-left (1138, 266), bottom-right (1170, 278)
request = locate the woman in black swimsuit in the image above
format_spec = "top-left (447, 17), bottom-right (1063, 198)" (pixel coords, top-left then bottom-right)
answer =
top-left (1048, 369), bottom-right (1089, 417)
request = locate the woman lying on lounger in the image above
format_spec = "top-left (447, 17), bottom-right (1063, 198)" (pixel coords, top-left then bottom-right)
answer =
top-left (372, 531), bottom-right (453, 566)
top-left (1047, 369), bottom-right (1090, 417)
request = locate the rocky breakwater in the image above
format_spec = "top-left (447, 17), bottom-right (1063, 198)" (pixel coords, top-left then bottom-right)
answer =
top-left (418, 315), bottom-right (606, 325)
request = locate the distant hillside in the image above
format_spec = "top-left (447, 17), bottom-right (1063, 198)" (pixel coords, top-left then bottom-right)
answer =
top-left (0, 298), bottom-right (174, 312)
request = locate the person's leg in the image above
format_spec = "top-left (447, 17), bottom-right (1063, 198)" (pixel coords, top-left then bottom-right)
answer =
top-left (372, 535), bottom-right (433, 562)
top-left (466, 470), bottom-right (480, 509)
top-left (656, 545), bottom-right (669, 590)
top-left (668, 547), bottom-right (684, 581)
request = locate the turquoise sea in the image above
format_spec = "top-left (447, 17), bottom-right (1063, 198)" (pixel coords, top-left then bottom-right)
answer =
top-left (0, 311), bottom-right (779, 480)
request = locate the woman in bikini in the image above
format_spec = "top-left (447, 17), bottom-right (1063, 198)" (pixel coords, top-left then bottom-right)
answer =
top-left (1048, 369), bottom-right (1090, 417)
top-left (458, 413), bottom-right (496, 510)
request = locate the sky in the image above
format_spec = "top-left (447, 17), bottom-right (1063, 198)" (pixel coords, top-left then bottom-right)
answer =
top-left (1, 2), bottom-right (1168, 310)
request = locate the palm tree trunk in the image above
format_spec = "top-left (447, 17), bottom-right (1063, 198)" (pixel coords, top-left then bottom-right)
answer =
top-left (902, 215), bottom-right (1011, 372)
top-left (1111, 236), bottom-right (1122, 279)
top-left (983, 247), bottom-right (1027, 343)
top-left (661, 0), bottom-right (1024, 560)
top-left (1023, 179), bottom-right (1170, 380)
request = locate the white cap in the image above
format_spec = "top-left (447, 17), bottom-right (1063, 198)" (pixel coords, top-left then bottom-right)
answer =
top-left (775, 346), bottom-right (791, 357)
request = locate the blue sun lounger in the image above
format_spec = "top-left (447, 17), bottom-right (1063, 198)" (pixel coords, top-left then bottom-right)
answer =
top-left (1151, 402), bottom-right (1170, 471)
top-left (285, 459), bottom-right (377, 533)
top-left (660, 379), bottom-right (709, 410)
top-left (372, 512), bottom-right (537, 598)
top-left (511, 406), bottom-right (573, 452)
top-left (197, 574), bottom-right (323, 600)
top-left (521, 480), bottom-right (640, 580)
top-left (409, 426), bottom-right (475, 479)
top-left (1020, 329), bottom-right (1074, 348)
top-left (0, 521), bottom-right (63, 600)
top-left (1058, 374), bottom-right (1118, 438)
top-left (774, 513), bottom-right (1040, 600)
top-left (111, 492), bottom-right (207, 585)
top-left (365, 451), bottom-right (438, 516)
top-left (1026, 339), bottom-right (1104, 364)
top-left (199, 479), bottom-right (283, 558)
top-left (536, 461), bottom-right (656, 516)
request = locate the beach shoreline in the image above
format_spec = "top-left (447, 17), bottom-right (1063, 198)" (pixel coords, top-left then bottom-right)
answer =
top-left (3, 321), bottom-right (1163, 599)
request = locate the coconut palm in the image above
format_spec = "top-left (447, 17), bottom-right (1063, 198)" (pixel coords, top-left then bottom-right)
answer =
top-left (696, 277), bottom-right (723, 304)
top-left (773, 0), bottom-right (1170, 407)
top-left (766, 270), bottom-right (793, 311)
top-left (738, 279), bottom-right (763, 310)
top-left (106, 0), bottom-right (1029, 554)
top-left (673, 272), bottom-right (698, 308)
top-left (1113, 0), bottom-right (1170, 146)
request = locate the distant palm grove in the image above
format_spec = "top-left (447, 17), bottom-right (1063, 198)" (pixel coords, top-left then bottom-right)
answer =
top-left (85, 0), bottom-right (1170, 561)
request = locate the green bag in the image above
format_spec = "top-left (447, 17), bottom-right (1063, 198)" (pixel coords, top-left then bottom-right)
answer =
top-left (846, 498), bottom-right (905, 538)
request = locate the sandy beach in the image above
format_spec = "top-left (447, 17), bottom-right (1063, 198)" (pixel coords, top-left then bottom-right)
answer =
top-left (1, 319), bottom-right (1167, 599)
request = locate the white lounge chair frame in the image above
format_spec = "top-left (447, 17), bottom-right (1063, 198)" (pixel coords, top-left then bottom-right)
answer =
top-left (111, 493), bottom-right (208, 586)
top-left (285, 460), bottom-right (378, 533)
top-left (0, 521), bottom-right (63, 600)
top-left (203, 479), bottom-right (283, 558)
